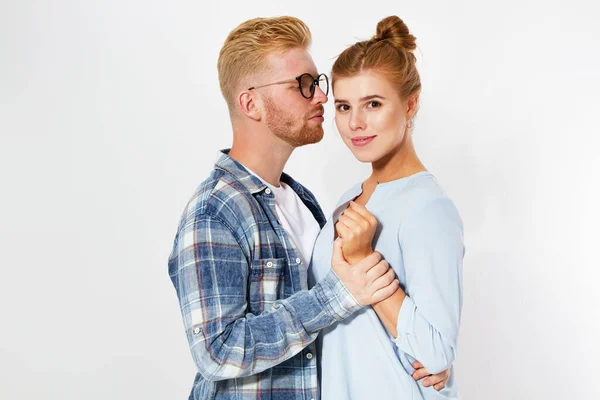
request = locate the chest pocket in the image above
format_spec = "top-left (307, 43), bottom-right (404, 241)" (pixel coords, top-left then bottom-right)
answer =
top-left (248, 257), bottom-right (286, 314)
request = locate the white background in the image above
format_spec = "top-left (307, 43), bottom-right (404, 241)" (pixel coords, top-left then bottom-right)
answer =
top-left (2, 1), bottom-right (599, 399)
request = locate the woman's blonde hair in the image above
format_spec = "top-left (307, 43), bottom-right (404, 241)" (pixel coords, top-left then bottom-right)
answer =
top-left (332, 16), bottom-right (421, 101)
top-left (218, 16), bottom-right (312, 111)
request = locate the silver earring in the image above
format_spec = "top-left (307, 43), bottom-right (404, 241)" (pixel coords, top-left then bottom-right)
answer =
top-left (407, 118), bottom-right (414, 129)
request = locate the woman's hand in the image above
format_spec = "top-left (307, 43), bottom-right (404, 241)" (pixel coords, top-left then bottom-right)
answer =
top-left (335, 201), bottom-right (378, 264)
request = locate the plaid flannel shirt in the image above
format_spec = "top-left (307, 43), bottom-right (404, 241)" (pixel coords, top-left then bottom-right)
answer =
top-left (168, 150), bottom-right (362, 399)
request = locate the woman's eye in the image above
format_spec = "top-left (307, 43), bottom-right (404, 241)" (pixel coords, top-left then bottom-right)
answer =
top-left (367, 101), bottom-right (382, 108)
top-left (336, 104), bottom-right (350, 112)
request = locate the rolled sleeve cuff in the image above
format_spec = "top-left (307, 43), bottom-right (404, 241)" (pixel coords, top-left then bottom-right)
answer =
top-left (395, 295), bottom-right (417, 346)
top-left (314, 269), bottom-right (362, 321)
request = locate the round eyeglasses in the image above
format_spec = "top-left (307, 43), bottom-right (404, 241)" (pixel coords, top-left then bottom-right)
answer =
top-left (248, 73), bottom-right (329, 99)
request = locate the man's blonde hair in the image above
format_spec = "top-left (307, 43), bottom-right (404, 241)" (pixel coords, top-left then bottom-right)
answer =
top-left (218, 16), bottom-right (312, 111)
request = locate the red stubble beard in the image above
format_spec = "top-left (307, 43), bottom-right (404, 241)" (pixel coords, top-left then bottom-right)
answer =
top-left (264, 97), bottom-right (324, 148)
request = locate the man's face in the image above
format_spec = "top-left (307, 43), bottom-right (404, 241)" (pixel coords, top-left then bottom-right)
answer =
top-left (259, 48), bottom-right (328, 147)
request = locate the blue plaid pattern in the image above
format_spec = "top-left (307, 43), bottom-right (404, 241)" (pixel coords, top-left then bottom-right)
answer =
top-left (169, 150), bottom-right (362, 399)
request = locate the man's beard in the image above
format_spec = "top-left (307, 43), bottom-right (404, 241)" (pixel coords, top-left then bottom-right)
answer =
top-left (264, 97), bottom-right (324, 147)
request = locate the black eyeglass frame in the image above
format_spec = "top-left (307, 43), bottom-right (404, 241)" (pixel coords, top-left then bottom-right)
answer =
top-left (248, 73), bottom-right (329, 99)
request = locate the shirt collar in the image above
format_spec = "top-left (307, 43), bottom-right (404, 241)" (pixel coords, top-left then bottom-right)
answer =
top-left (214, 149), bottom-right (302, 196)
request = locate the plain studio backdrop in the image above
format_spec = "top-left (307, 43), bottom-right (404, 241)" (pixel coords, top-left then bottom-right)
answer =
top-left (1, 0), bottom-right (599, 399)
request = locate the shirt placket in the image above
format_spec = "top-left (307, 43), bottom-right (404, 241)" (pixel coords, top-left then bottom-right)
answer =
top-left (261, 188), bottom-right (317, 399)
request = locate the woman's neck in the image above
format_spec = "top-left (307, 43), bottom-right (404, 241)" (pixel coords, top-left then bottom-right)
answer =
top-left (368, 133), bottom-right (426, 185)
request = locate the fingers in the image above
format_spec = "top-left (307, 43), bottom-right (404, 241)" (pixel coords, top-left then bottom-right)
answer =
top-left (355, 251), bottom-right (382, 272)
top-left (341, 208), bottom-right (363, 224)
top-left (412, 361), bottom-right (424, 370)
top-left (340, 205), bottom-right (373, 232)
top-left (335, 221), bottom-right (349, 239)
top-left (434, 377), bottom-right (449, 391)
top-left (370, 278), bottom-right (399, 303)
top-left (338, 210), bottom-right (370, 235)
top-left (423, 374), bottom-right (449, 390)
top-left (365, 259), bottom-right (389, 283)
top-left (422, 368), bottom-right (450, 391)
top-left (411, 365), bottom-right (431, 381)
top-left (337, 213), bottom-right (361, 231)
top-left (370, 264), bottom-right (396, 287)
top-left (331, 238), bottom-right (346, 264)
top-left (348, 201), bottom-right (378, 225)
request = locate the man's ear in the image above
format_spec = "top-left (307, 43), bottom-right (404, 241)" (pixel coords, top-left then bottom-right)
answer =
top-left (238, 90), bottom-right (262, 121)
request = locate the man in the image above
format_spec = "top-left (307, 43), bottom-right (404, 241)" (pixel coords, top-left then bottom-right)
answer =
top-left (168, 16), bottom-right (449, 399)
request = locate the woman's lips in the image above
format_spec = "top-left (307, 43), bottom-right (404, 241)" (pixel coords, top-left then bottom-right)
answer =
top-left (351, 135), bottom-right (376, 147)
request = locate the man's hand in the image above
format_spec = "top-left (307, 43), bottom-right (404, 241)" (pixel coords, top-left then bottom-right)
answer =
top-left (411, 361), bottom-right (450, 391)
top-left (331, 238), bottom-right (398, 305)
top-left (335, 201), bottom-right (378, 264)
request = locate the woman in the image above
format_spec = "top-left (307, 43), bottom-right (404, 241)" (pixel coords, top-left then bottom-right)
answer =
top-left (309, 16), bottom-right (464, 399)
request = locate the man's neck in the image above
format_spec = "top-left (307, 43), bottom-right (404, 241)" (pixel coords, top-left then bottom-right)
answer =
top-left (228, 137), bottom-right (294, 187)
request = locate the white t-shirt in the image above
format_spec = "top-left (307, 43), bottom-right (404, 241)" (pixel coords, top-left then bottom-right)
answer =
top-left (245, 167), bottom-right (321, 265)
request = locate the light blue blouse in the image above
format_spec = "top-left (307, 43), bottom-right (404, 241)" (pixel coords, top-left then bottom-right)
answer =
top-left (309, 172), bottom-right (464, 399)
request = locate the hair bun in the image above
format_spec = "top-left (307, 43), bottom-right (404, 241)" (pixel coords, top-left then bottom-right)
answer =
top-left (373, 16), bottom-right (416, 52)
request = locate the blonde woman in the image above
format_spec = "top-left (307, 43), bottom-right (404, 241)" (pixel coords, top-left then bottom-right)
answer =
top-left (310, 16), bottom-right (464, 399)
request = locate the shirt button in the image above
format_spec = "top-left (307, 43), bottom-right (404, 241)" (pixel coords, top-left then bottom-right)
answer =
top-left (193, 327), bottom-right (200, 335)
top-left (306, 352), bottom-right (313, 360)
top-left (296, 258), bottom-right (301, 264)
top-left (265, 188), bottom-right (272, 195)
top-left (266, 261), bottom-right (273, 267)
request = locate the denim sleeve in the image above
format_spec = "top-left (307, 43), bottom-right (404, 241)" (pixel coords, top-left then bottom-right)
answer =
top-left (394, 197), bottom-right (464, 374)
top-left (169, 214), bottom-right (361, 381)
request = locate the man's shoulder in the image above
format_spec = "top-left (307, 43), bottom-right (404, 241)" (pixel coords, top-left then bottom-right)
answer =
top-left (181, 167), bottom-right (259, 230)
top-left (168, 167), bottom-right (258, 269)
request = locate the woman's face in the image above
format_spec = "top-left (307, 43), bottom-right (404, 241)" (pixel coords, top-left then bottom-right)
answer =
top-left (334, 71), bottom-right (412, 163)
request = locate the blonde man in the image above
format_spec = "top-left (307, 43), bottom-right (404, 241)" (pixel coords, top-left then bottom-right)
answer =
top-left (168, 17), bottom-right (447, 399)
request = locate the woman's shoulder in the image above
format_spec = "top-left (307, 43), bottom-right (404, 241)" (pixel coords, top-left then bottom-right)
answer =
top-left (393, 171), bottom-right (450, 204)
top-left (398, 173), bottom-right (463, 232)
top-left (387, 172), bottom-right (462, 225)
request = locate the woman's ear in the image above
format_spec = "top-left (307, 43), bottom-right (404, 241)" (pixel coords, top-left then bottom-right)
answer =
top-left (406, 93), bottom-right (420, 119)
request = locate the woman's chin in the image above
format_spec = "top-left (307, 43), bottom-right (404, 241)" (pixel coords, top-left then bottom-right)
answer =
top-left (350, 149), bottom-right (381, 163)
